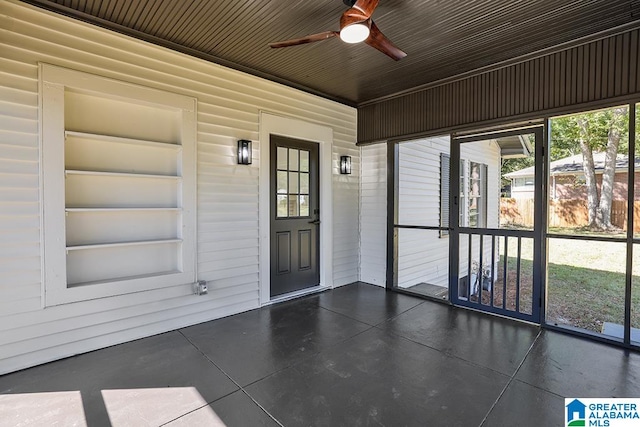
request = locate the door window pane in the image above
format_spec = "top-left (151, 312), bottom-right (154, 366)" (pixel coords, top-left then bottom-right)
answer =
top-left (300, 173), bottom-right (309, 194)
top-left (275, 148), bottom-right (311, 218)
top-left (277, 147), bottom-right (288, 170)
top-left (300, 151), bottom-right (309, 172)
top-left (277, 171), bottom-right (288, 194)
top-left (289, 148), bottom-right (299, 171)
top-left (300, 195), bottom-right (309, 216)
top-left (288, 196), bottom-right (299, 216)
top-left (289, 172), bottom-right (299, 193)
top-left (277, 195), bottom-right (288, 217)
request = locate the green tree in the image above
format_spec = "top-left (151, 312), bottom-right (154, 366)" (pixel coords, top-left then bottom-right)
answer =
top-left (550, 107), bottom-right (629, 230)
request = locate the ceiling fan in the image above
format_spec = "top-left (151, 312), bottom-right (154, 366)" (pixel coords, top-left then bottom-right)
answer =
top-left (269, 0), bottom-right (406, 61)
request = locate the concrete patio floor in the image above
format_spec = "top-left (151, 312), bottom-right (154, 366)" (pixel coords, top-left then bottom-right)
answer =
top-left (1, 282), bottom-right (639, 426)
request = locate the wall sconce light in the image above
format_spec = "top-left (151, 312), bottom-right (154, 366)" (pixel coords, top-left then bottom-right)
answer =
top-left (237, 139), bottom-right (252, 165)
top-left (340, 155), bottom-right (352, 175)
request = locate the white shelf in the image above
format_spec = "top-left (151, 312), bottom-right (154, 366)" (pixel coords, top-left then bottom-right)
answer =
top-left (65, 131), bottom-right (182, 151)
top-left (68, 270), bottom-right (182, 288)
top-left (66, 207), bottom-right (182, 213)
top-left (66, 238), bottom-right (182, 252)
top-left (65, 169), bottom-right (181, 180)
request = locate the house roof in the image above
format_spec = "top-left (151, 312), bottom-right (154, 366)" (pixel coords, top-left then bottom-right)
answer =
top-left (504, 153), bottom-right (640, 178)
top-left (22, 0), bottom-right (640, 106)
top-left (496, 135), bottom-right (532, 159)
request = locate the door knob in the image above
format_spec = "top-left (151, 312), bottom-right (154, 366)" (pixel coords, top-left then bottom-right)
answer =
top-left (308, 219), bottom-right (321, 225)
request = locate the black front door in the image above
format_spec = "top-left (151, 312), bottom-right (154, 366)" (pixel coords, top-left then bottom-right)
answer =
top-left (270, 135), bottom-right (320, 297)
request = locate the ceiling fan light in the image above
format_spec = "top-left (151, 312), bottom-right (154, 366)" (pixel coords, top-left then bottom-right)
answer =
top-left (340, 23), bottom-right (370, 43)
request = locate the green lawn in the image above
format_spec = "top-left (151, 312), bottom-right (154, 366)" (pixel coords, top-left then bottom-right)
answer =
top-left (498, 237), bottom-right (640, 333)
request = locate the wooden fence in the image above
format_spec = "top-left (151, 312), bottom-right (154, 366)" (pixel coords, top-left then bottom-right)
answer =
top-left (500, 198), bottom-right (640, 231)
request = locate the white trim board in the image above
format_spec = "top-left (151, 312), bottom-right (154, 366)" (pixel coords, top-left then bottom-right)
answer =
top-left (40, 63), bottom-right (198, 306)
top-left (258, 112), bottom-right (334, 305)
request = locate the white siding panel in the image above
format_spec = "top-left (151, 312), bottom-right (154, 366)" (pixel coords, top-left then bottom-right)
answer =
top-left (396, 137), bottom-right (451, 289)
top-left (0, 1), bottom-right (357, 374)
top-left (332, 145), bottom-right (360, 287)
top-left (359, 144), bottom-right (387, 286)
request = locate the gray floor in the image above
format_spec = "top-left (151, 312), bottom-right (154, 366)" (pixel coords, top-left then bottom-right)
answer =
top-left (1, 282), bottom-right (639, 426)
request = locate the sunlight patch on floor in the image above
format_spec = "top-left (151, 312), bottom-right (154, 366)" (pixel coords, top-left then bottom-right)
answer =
top-left (0, 391), bottom-right (86, 427)
top-left (102, 387), bottom-right (225, 426)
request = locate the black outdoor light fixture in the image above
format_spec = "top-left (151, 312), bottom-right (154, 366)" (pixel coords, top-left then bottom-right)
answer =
top-left (237, 139), bottom-right (252, 165)
top-left (340, 155), bottom-right (352, 174)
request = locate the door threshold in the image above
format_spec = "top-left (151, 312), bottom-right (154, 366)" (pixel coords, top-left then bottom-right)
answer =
top-left (265, 285), bottom-right (330, 306)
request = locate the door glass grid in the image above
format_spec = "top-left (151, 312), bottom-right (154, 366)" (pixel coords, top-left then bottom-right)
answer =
top-left (276, 147), bottom-right (310, 218)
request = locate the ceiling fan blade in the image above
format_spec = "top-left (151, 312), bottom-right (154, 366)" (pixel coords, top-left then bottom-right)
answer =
top-left (269, 31), bottom-right (339, 48)
top-left (353, 0), bottom-right (380, 18)
top-left (365, 21), bottom-right (406, 61)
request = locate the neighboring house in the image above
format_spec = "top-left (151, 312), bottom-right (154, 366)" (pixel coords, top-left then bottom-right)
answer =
top-left (505, 152), bottom-right (640, 200)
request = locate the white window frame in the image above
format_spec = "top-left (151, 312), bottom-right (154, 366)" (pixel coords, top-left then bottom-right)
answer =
top-left (460, 160), bottom-right (469, 226)
top-left (459, 159), bottom-right (488, 228)
top-left (40, 64), bottom-right (197, 306)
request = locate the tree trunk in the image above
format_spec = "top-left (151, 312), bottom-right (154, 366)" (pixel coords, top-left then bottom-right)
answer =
top-left (596, 107), bottom-right (626, 229)
top-left (577, 117), bottom-right (599, 228)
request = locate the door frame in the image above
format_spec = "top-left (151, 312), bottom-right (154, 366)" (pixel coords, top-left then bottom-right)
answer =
top-left (449, 125), bottom-right (546, 323)
top-left (259, 112), bottom-right (334, 305)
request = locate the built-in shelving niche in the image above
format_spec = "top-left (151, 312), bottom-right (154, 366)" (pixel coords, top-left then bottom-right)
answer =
top-left (41, 64), bottom-right (196, 305)
top-left (63, 108), bottom-right (184, 287)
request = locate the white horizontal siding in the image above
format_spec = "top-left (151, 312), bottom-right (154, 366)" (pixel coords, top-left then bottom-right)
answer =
top-left (394, 136), bottom-right (502, 290)
top-left (359, 144), bottom-right (387, 286)
top-left (0, 0), bottom-right (357, 374)
top-left (333, 149), bottom-right (360, 286)
top-left (397, 136), bottom-right (451, 289)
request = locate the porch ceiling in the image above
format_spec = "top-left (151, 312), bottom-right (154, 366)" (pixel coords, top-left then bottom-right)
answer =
top-left (24, 0), bottom-right (640, 106)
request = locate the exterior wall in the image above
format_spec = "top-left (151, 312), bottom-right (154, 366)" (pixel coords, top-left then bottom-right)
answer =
top-left (394, 137), bottom-right (501, 290)
top-left (510, 185), bottom-right (535, 199)
top-left (358, 28), bottom-right (640, 144)
top-left (359, 144), bottom-right (387, 287)
top-left (0, 1), bottom-right (358, 374)
top-left (397, 136), bottom-right (450, 289)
